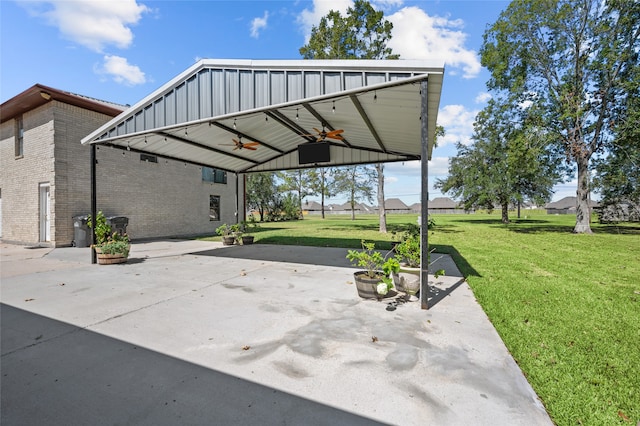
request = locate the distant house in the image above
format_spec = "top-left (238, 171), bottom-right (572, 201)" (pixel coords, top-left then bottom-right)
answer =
top-left (302, 200), bottom-right (327, 216)
top-left (428, 197), bottom-right (466, 214)
top-left (545, 196), bottom-right (599, 215)
top-left (303, 200), bottom-right (324, 212)
top-left (594, 202), bottom-right (640, 222)
top-left (334, 202), bottom-right (372, 213)
top-left (384, 198), bottom-right (410, 213)
top-left (409, 203), bottom-right (421, 213)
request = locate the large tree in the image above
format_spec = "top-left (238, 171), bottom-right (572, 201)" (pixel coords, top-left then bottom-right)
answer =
top-left (436, 98), bottom-right (562, 223)
top-left (334, 165), bottom-right (376, 220)
top-left (300, 0), bottom-right (398, 232)
top-left (593, 84), bottom-right (640, 221)
top-left (481, 0), bottom-right (640, 233)
top-left (277, 169), bottom-right (316, 219)
top-left (246, 172), bottom-right (278, 222)
top-left (307, 168), bottom-right (336, 219)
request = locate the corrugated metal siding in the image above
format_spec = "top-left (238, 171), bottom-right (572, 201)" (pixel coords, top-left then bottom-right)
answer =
top-left (198, 70), bottom-right (212, 118)
top-left (95, 66), bottom-right (420, 139)
top-left (226, 70), bottom-right (239, 113)
top-left (254, 71), bottom-right (269, 108)
top-left (212, 69), bottom-right (225, 116)
top-left (240, 70), bottom-right (253, 111)
top-left (287, 72), bottom-right (302, 102)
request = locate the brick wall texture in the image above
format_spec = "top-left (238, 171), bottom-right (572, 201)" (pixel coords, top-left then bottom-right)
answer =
top-left (1, 100), bottom-right (242, 247)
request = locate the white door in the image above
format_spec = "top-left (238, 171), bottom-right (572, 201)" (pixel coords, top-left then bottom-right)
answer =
top-left (39, 183), bottom-right (51, 242)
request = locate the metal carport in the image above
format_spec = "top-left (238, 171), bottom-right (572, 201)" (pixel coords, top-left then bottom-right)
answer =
top-left (82, 59), bottom-right (444, 309)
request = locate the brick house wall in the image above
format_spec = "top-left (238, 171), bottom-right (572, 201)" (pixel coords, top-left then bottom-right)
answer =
top-left (1, 89), bottom-right (242, 247)
top-left (0, 103), bottom-right (56, 245)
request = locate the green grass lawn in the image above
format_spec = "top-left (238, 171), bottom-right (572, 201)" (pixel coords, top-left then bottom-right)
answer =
top-left (201, 213), bottom-right (639, 425)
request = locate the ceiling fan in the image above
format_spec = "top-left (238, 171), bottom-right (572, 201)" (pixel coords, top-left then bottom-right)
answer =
top-left (220, 137), bottom-right (260, 151)
top-left (302, 126), bottom-right (344, 142)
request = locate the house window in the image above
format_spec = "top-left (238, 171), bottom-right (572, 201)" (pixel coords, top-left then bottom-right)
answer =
top-left (202, 167), bottom-right (227, 184)
top-left (209, 195), bottom-right (220, 221)
top-left (15, 116), bottom-right (24, 158)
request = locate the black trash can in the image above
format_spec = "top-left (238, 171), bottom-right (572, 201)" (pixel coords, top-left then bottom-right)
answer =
top-left (107, 216), bottom-right (129, 236)
top-left (72, 215), bottom-right (89, 248)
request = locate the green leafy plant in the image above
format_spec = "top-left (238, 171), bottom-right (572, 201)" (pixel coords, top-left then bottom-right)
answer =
top-left (391, 223), bottom-right (445, 280)
top-left (394, 233), bottom-right (421, 268)
top-left (346, 240), bottom-right (387, 279)
top-left (216, 224), bottom-right (233, 237)
top-left (346, 240), bottom-right (400, 295)
top-left (88, 211), bottom-right (130, 256)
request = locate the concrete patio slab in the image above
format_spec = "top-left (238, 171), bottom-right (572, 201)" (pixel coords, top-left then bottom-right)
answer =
top-left (1, 240), bottom-right (552, 425)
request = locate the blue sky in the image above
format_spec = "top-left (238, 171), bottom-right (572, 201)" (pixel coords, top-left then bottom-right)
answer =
top-left (1, 0), bottom-right (578, 205)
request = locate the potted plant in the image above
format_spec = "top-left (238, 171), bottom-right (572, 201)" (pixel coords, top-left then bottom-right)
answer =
top-left (216, 224), bottom-right (236, 245)
top-left (240, 217), bottom-right (259, 245)
top-left (346, 240), bottom-right (397, 299)
top-left (88, 210), bottom-right (130, 265)
top-left (392, 231), bottom-right (444, 301)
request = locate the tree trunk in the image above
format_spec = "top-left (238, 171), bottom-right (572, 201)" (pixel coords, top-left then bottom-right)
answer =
top-left (298, 190), bottom-right (303, 220)
top-left (350, 192), bottom-right (355, 221)
top-left (501, 202), bottom-right (509, 224)
top-left (574, 156), bottom-right (593, 233)
top-left (321, 171), bottom-right (326, 219)
top-left (376, 164), bottom-right (387, 233)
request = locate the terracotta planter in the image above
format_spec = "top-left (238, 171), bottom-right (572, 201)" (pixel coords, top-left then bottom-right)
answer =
top-left (241, 236), bottom-right (254, 245)
top-left (222, 236), bottom-right (236, 245)
top-left (95, 246), bottom-right (129, 265)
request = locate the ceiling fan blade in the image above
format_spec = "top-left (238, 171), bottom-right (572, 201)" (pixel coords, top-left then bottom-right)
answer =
top-left (244, 146), bottom-right (258, 151)
top-left (244, 142), bottom-right (260, 147)
top-left (327, 129), bottom-right (344, 136)
top-left (313, 128), bottom-right (322, 134)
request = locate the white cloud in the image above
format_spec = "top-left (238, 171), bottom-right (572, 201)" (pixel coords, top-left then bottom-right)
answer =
top-left (25, 0), bottom-right (149, 52)
top-left (387, 7), bottom-right (481, 78)
top-left (436, 104), bottom-right (479, 147)
top-left (384, 175), bottom-right (399, 184)
top-left (97, 55), bottom-right (146, 85)
top-left (475, 92), bottom-right (492, 104)
top-left (250, 11), bottom-right (269, 38)
top-left (297, 0), bottom-right (352, 43)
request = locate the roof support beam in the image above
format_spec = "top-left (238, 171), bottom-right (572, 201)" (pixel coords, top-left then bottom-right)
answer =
top-left (301, 103), bottom-right (353, 148)
top-left (265, 110), bottom-right (316, 142)
top-left (349, 94), bottom-right (386, 153)
top-left (209, 121), bottom-right (284, 154)
top-left (158, 132), bottom-right (260, 165)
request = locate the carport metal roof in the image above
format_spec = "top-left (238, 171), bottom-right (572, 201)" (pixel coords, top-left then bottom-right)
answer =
top-left (82, 59), bottom-right (444, 172)
top-left (82, 59), bottom-right (445, 309)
